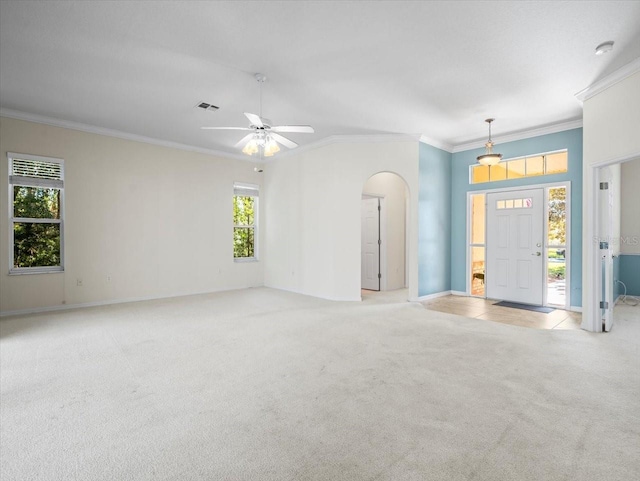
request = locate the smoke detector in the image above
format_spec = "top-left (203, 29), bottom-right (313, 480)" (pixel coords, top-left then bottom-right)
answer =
top-left (595, 41), bottom-right (614, 56)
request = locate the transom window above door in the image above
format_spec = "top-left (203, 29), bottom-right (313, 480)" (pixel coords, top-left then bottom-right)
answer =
top-left (470, 150), bottom-right (567, 184)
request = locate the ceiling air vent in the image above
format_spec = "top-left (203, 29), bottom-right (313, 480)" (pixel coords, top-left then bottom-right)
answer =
top-left (196, 102), bottom-right (219, 112)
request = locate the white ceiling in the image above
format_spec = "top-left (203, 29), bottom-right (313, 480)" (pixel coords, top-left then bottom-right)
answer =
top-left (1, 1), bottom-right (639, 157)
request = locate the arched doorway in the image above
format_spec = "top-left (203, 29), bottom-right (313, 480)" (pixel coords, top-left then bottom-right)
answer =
top-left (361, 172), bottom-right (410, 293)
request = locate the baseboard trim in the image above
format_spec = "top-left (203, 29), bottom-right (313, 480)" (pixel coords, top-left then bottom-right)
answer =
top-left (451, 290), bottom-right (467, 296)
top-left (0, 286), bottom-right (263, 318)
top-left (411, 290), bottom-right (452, 302)
top-left (569, 305), bottom-right (583, 313)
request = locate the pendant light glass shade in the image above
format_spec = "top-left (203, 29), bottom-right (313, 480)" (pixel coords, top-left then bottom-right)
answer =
top-left (263, 136), bottom-right (280, 157)
top-left (477, 119), bottom-right (502, 166)
top-left (241, 133), bottom-right (281, 157)
top-left (242, 137), bottom-right (260, 155)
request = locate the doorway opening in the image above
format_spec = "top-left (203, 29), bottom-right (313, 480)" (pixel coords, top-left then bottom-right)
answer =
top-left (361, 172), bottom-right (409, 293)
top-left (467, 182), bottom-right (570, 308)
top-left (594, 158), bottom-right (640, 332)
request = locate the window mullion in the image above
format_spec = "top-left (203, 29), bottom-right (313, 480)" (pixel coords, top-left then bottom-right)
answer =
top-left (12, 217), bottom-right (62, 224)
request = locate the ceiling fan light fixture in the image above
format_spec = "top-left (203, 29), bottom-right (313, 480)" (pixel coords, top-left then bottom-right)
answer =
top-left (263, 136), bottom-right (280, 157)
top-left (242, 137), bottom-right (259, 155)
top-left (202, 73), bottom-right (312, 156)
top-left (477, 118), bottom-right (502, 166)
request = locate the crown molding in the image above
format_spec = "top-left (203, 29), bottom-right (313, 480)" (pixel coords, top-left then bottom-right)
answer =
top-left (1, 109), bottom-right (423, 162)
top-left (0, 108), bottom-right (249, 161)
top-left (1, 107), bottom-right (586, 160)
top-left (418, 135), bottom-right (454, 153)
top-left (451, 118), bottom-right (583, 153)
top-left (275, 132), bottom-right (422, 158)
top-left (575, 56), bottom-right (640, 104)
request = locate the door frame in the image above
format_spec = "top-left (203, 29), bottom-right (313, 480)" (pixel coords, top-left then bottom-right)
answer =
top-left (466, 181), bottom-right (572, 309)
top-left (362, 193), bottom-right (387, 291)
top-left (584, 153), bottom-right (639, 332)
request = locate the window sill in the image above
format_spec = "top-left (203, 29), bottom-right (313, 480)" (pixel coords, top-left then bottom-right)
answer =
top-left (9, 268), bottom-right (64, 276)
top-left (234, 257), bottom-right (259, 263)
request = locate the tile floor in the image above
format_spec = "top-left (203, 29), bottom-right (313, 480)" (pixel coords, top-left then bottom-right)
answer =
top-left (421, 295), bottom-right (582, 330)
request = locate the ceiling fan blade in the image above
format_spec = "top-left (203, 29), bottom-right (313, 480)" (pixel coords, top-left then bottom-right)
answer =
top-left (244, 112), bottom-right (263, 128)
top-left (271, 132), bottom-right (298, 149)
top-left (271, 125), bottom-right (315, 133)
top-left (234, 133), bottom-right (255, 148)
top-left (201, 127), bottom-right (252, 130)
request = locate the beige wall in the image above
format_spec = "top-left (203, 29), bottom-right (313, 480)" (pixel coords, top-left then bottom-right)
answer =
top-left (263, 141), bottom-right (419, 301)
top-left (0, 117), bottom-right (264, 314)
top-left (363, 172), bottom-right (408, 291)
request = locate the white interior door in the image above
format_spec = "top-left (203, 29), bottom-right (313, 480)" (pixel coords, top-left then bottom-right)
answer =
top-left (361, 197), bottom-right (380, 291)
top-left (486, 189), bottom-right (544, 305)
top-left (599, 167), bottom-right (614, 331)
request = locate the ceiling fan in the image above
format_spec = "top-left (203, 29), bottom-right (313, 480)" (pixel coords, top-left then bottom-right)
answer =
top-left (201, 73), bottom-right (314, 157)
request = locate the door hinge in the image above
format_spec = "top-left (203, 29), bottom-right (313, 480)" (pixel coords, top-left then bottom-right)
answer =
top-left (600, 182), bottom-right (609, 190)
top-left (378, 239), bottom-right (381, 245)
top-left (378, 273), bottom-right (381, 279)
top-left (378, 205), bottom-right (381, 211)
top-left (599, 241), bottom-right (609, 249)
top-left (600, 301), bottom-right (609, 309)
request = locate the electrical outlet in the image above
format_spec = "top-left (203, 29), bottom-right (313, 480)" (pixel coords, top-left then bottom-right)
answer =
top-left (76, 278), bottom-right (83, 287)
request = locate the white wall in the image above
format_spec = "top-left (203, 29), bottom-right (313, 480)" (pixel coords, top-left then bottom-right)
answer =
top-left (582, 70), bottom-right (640, 330)
top-left (0, 117), bottom-right (264, 314)
top-left (363, 172), bottom-right (407, 290)
top-left (264, 141), bottom-right (419, 301)
top-left (620, 158), bottom-right (640, 254)
top-left (599, 164), bottom-right (621, 256)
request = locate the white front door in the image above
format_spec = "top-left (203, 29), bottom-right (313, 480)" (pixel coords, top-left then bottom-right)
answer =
top-left (486, 189), bottom-right (544, 305)
top-left (361, 197), bottom-right (380, 291)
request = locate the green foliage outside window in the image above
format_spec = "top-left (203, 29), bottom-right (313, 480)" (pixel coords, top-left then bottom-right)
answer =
top-left (548, 187), bottom-right (566, 246)
top-left (547, 187), bottom-right (566, 282)
top-left (14, 186), bottom-right (60, 219)
top-left (233, 195), bottom-right (255, 258)
top-left (548, 264), bottom-right (565, 280)
top-left (13, 186), bottom-right (61, 268)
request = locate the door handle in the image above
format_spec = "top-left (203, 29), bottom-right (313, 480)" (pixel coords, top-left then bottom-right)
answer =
top-left (532, 251), bottom-right (541, 256)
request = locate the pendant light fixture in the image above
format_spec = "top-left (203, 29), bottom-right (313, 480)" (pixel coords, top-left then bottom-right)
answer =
top-left (477, 118), bottom-right (502, 166)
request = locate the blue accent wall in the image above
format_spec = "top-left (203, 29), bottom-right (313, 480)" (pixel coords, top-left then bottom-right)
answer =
top-left (418, 142), bottom-right (452, 296)
top-left (613, 256), bottom-right (622, 299)
top-left (449, 128), bottom-right (583, 306)
top-left (618, 255), bottom-right (640, 296)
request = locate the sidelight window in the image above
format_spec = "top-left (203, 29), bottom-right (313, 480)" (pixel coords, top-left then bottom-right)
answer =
top-left (233, 183), bottom-right (258, 260)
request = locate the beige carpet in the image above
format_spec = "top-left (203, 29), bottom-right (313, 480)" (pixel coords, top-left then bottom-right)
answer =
top-left (1, 288), bottom-right (639, 481)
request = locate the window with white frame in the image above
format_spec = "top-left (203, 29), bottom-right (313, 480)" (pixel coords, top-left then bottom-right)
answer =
top-left (470, 150), bottom-right (568, 184)
top-left (233, 183), bottom-right (258, 260)
top-left (9, 153), bottom-right (64, 273)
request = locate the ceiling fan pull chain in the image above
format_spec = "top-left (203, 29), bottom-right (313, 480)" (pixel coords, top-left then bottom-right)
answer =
top-left (259, 76), bottom-right (262, 118)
